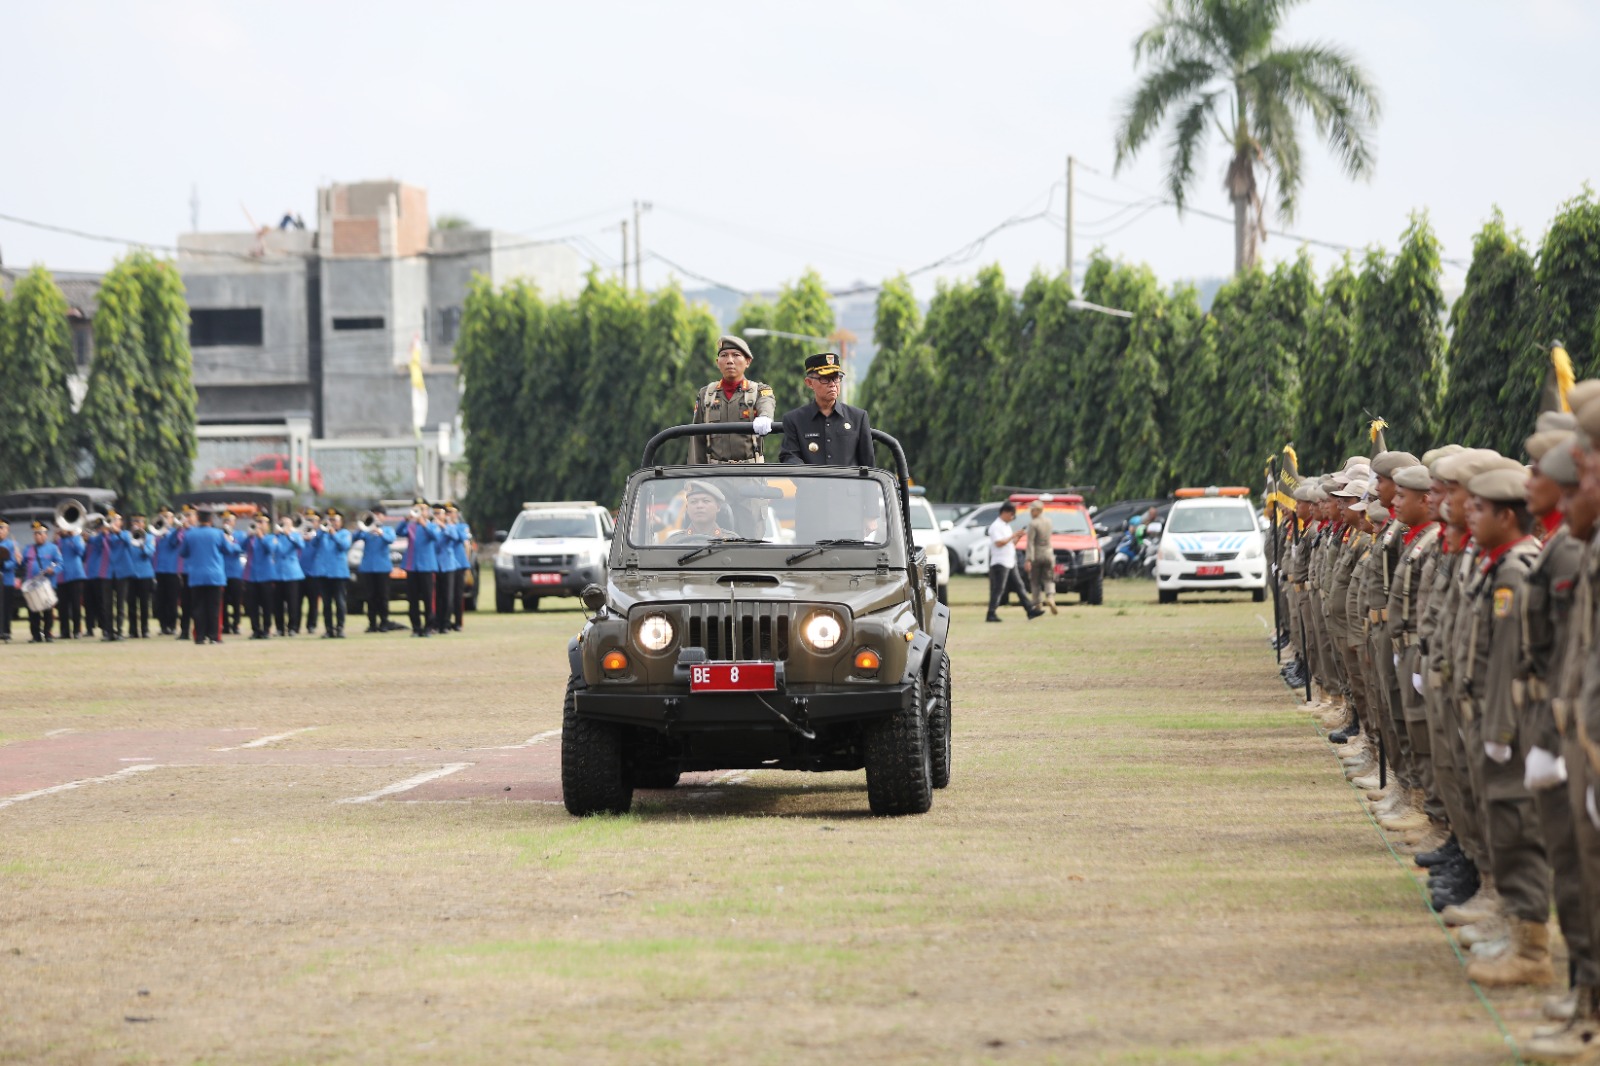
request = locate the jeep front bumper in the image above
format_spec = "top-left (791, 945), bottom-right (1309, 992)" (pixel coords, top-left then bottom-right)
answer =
top-left (574, 682), bottom-right (913, 731)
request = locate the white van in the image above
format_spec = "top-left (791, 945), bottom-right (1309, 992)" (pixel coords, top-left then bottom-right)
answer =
top-left (1153, 487), bottom-right (1267, 604)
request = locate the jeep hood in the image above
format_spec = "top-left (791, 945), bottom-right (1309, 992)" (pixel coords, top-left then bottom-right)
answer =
top-left (607, 568), bottom-right (910, 618)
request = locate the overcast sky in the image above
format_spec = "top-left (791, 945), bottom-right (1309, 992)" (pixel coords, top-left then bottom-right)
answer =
top-left (4, 0), bottom-right (1596, 299)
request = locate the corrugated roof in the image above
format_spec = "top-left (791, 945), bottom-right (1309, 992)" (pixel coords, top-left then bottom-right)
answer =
top-left (0, 267), bottom-right (103, 316)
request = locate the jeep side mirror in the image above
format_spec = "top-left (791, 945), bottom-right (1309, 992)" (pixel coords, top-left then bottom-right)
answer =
top-left (924, 562), bottom-right (939, 588)
top-left (579, 584), bottom-right (607, 612)
top-left (1093, 523), bottom-right (1106, 535)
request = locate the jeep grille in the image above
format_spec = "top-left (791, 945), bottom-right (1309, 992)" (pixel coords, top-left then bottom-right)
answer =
top-left (684, 602), bottom-right (791, 660)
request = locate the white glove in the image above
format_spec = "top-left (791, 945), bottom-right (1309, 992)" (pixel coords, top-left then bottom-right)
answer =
top-left (1588, 785), bottom-right (1600, 831)
top-left (1525, 746), bottom-right (1568, 791)
top-left (1484, 741), bottom-right (1513, 764)
top-left (1411, 672), bottom-right (1424, 695)
top-left (751, 416), bottom-right (773, 437)
top-left (1393, 653), bottom-right (1400, 668)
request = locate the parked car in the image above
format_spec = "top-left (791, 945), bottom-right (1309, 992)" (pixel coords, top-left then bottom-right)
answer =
top-left (1154, 487), bottom-right (1267, 603)
top-left (908, 494), bottom-right (950, 604)
top-left (941, 502), bottom-right (1006, 575)
top-left (966, 493), bottom-right (1103, 604)
top-left (202, 453), bottom-right (325, 495)
top-left (931, 502), bottom-right (978, 530)
top-left (494, 501), bottom-right (615, 612)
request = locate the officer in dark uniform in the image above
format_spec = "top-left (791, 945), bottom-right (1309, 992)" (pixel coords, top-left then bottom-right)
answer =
top-left (690, 335), bottom-right (776, 464)
top-left (778, 352), bottom-right (875, 467)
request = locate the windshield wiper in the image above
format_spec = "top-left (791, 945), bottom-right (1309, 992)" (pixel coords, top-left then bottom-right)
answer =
top-left (785, 538), bottom-right (879, 564)
top-left (676, 537), bottom-right (767, 564)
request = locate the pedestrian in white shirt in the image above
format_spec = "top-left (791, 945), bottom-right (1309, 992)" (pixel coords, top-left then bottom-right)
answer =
top-left (986, 503), bottom-right (1043, 622)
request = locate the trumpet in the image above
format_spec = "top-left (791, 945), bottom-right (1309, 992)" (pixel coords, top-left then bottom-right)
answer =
top-left (83, 512), bottom-right (108, 534)
top-left (356, 510), bottom-right (378, 533)
top-left (409, 505), bottom-right (425, 520)
top-left (150, 514), bottom-right (175, 536)
top-left (297, 516), bottom-right (318, 537)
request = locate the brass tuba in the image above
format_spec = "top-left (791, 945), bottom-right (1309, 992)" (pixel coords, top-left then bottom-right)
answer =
top-left (54, 498), bottom-right (87, 534)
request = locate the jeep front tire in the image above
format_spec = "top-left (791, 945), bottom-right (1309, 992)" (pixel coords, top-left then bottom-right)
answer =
top-left (560, 675), bottom-right (633, 816)
top-left (864, 673), bottom-right (933, 815)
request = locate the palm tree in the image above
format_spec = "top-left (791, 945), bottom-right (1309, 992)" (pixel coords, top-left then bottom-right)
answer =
top-left (1113, 0), bottom-right (1380, 274)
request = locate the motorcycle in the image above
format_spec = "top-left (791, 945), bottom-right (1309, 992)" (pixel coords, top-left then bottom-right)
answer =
top-left (1107, 520), bottom-right (1162, 579)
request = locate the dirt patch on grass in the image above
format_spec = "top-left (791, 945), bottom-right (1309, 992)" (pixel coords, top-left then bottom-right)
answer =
top-left (0, 580), bottom-right (1522, 1063)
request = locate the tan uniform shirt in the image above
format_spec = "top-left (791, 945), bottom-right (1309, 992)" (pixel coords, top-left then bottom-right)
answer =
top-left (689, 379), bottom-right (776, 464)
top-left (1026, 515), bottom-right (1054, 565)
top-left (1520, 524), bottom-right (1582, 755)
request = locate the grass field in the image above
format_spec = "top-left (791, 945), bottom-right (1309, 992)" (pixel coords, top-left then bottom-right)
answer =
top-left (0, 578), bottom-right (1534, 1064)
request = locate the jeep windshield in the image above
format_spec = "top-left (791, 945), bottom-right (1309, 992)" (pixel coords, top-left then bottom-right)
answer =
top-left (1166, 504), bottom-right (1255, 534)
top-left (628, 473), bottom-right (899, 560)
top-left (511, 513), bottom-right (600, 539)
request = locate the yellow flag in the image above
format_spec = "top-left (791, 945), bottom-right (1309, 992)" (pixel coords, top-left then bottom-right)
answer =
top-left (409, 335), bottom-right (428, 437)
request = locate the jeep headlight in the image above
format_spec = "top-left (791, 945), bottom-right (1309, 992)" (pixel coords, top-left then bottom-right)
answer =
top-left (636, 613), bottom-right (675, 652)
top-left (1081, 548), bottom-right (1101, 565)
top-left (1159, 542), bottom-right (1181, 562)
top-left (801, 609), bottom-right (843, 651)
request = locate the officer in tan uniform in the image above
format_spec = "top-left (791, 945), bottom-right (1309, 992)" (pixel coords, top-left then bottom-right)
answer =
top-left (1386, 463), bottom-right (1447, 849)
top-left (1026, 501), bottom-right (1056, 615)
top-left (1517, 428), bottom-right (1597, 1023)
top-left (689, 335), bottom-right (776, 465)
top-left (1451, 464), bottom-right (1554, 987)
top-left (669, 481), bottom-right (736, 540)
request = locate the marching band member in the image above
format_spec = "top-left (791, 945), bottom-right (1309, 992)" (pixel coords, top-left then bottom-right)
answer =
top-left (55, 523), bottom-right (86, 639)
top-left (21, 522), bottom-right (61, 644)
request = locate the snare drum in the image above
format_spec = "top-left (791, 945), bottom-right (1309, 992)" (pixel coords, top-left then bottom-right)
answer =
top-left (22, 575), bottom-right (58, 613)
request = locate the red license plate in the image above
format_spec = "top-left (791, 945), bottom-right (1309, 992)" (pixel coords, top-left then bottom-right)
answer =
top-left (1195, 565), bottom-right (1224, 576)
top-left (690, 662), bottom-right (777, 693)
top-left (529, 573), bottom-right (562, 585)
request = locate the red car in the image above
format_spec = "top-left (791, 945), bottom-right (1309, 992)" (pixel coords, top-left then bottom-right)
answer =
top-left (203, 453), bottom-right (324, 495)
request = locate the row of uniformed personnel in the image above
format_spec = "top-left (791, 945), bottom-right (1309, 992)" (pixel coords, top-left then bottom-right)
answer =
top-left (1275, 387), bottom-right (1600, 1061)
top-left (0, 500), bottom-right (472, 646)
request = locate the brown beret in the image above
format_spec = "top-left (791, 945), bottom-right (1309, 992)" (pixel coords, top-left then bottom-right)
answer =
top-left (1467, 466), bottom-right (1530, 504)
top-left (1438, 448), bottom-right (1503, 483)
top-left (1393, 465), bottom-right (1433, 491)
top-left (717, 335), bottom-right (753, 360)
top-left (1536, 411), bottom-right (1578, 434)
top-left (1372, 451), bottom-right (1422, 477)
top-left (1567, 380), bottom-right (1600, 416)
top-left (1537, 434), bottom-right (1580, 487)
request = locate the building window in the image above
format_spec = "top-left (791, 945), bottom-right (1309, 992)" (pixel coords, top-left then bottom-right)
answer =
top-left (332, 316), bottom-right (385, 331)
top-left (439, 306), bottom-right (463, 345)
top-left (191, 308), bottom-right (264, 347)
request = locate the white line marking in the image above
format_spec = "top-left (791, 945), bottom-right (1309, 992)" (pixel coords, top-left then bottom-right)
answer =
top-left (337, 763), bottom-right (472, 805)
top-left (213, 727), bottom-right (319, 752)
top-left (119, 757), bottom-right (155, 762)
top-left (479, 729), bottom-right (562, 750)
top-left (44, 728), bottom-right (75, 737)
top-left (0, 764), bottom-right (162, 810)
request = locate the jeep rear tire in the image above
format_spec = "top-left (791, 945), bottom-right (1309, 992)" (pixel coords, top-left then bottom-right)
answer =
top-left (560, 675), bottom-right (633, 816)
top-left (929, 653), bottom-right (952, 789)
top-left (864, 673), bottom-right (933, 815)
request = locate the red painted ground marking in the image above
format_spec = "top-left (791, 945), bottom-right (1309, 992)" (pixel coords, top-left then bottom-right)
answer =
top-left (0, 729), bottom-right (732, 807)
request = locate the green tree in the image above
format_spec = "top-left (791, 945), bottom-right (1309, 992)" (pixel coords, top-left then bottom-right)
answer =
top-left (1154, 281), bottom-right (1214, 488)
top-left (457, 274), bottom-right (532, 533)
top-left (857, 275), bottom-right (930, 468)
top-left (80, 259), bottom-right (159, 510)
top-left (1436, 214), bottom-right (1538, 453)
top-left (1001, 272), bottom-right (1085, 490)
top-left (132, 254), bottom-right (198, 505)
top-left (1357, 215), bottom-right (1446, 448)
top-left (1534, 187), bottom-right (1600, 377)
top-left (771, 269), bottom-right (837, 407)
top-left (920, 265), bottom-right (1017, 497)
top-left (1299, 254), bottom-right (1359, 467)
top-left (1113, 0), bottom-right (1381, 273)
top-left (0, 266), bottom-right (77, 490)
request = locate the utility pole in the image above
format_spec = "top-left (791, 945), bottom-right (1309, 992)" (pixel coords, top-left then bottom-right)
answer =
top-left (632, 200), bottom-right (651, 292)
top-left (620, 219), bottom-right (629, 284)
top-left (1065, 155), bottom-right (1075, 291)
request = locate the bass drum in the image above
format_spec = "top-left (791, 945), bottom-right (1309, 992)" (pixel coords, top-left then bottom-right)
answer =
top-left (22, 575), bottom-right (58, 613)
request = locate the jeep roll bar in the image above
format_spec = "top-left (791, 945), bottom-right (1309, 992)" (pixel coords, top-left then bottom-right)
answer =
top-left (637, 422), bottom-right (919, 580)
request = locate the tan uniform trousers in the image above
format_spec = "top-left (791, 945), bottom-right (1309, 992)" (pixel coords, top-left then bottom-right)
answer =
top-left (1532, 733), bottom-right (1595, 984)
top-left (1566, 745), bottom-right (1600, 986)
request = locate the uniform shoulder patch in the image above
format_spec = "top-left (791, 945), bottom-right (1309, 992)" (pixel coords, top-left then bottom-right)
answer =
top-left (1493, 587), bottom-right (1514, 618)
top-left (758, 387), bottom-right (772, 396)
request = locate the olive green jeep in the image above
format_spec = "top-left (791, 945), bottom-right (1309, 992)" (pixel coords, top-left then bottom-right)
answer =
top-left (561, 423), bottom-right (953, 816)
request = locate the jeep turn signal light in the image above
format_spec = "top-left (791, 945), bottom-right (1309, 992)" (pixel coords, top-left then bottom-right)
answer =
top-left (603, 650), bottom-right (628, 672)
top-left (854, 650), bottom-right (881, 672)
